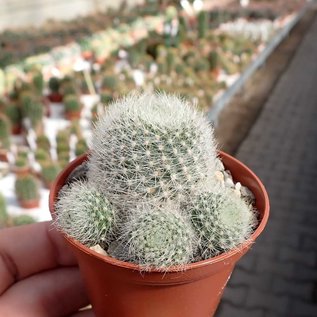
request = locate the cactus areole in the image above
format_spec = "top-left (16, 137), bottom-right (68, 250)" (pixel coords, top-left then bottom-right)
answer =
top-left (49, 93), bottom-right (269, 317)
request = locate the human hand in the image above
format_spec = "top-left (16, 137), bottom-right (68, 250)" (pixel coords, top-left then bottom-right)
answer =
top-left (0, 221), bottom-right (94, 317)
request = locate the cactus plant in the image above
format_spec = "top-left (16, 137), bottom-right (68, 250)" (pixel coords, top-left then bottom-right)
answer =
top-left (37, 135), bottom-right (51, 151)
top-left (190, 189), bottom-right (258, 259)
top-left (55, 181), bottom-right (115, 246)
top-left (11, 214), bottom-right (36, 226)
top-left (64, 94), bottom-right (81, 119)
top-left (54, 93), bottom-right (260, 273)
top-left (34, 148), bottom-right (50, 163)
top-left (100, 93), bottom-right (113, 105)
top-left (48, 77), bottom-right (60, 93)
top-left (41, 162), bottom-right (61, 188)
top-left (75, 138), bottom-right (88, 157)
top-left (56, 130), bottom-right (70, 144)
top-left (5, 103), bottom-right (22, 134)
top-left (113, 204), bottom-right (196, 271)
top-left (15, 175), bottom-right (40, 208)
top-left (207, 51), bottom-right (219, 72)
top-left (0, 193), bottom-right (9, 228)
top-left (88, 92), bottom-right (218, 208)
top-left (22, 97), bottom-right (44, 129)
top-left (0, 114), bottom-right (11, 150)
top-left (101, 76), bottom-right (118, 91)
top-left (48, 77), bottom-right (63, 102)
top-left (32, 72), bottom-right (44, 95)
top-left (198, 11), bottom-right (208, 39)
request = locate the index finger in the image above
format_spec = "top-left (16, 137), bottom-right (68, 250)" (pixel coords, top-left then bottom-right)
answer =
top-left (0, 221), bottom-right (76, 295)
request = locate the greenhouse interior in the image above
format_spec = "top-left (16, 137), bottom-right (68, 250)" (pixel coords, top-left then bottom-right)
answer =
top-left (0, 0), bottom-right (316, 316)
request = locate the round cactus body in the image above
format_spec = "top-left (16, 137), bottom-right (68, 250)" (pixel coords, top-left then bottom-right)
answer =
top-left (55, 181), bottom-right (115, 246)
top-left (190, 189), bottom-right (258, 259)
top-left (88, 93), bottom-right (217, 208)
top-left (115, 204), bottom-right (196, 271)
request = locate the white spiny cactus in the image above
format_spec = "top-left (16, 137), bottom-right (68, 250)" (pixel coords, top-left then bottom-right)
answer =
top-left (111, 203), bottom-right (196, 271)
top-left (190, 188), bottom-right (258, 259)
top-left (88, 92), bottom-right (217, 208)
top-left (55, 181), bottom-right (115, 246)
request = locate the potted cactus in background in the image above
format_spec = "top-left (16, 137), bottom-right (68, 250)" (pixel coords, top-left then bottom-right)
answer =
top-left (0, 193), bottom-right (9, 228)
top-left (63, 94), bottom-right (82, 120)
top-left (75, 138), bottom-right (88, 157)
top-left (36, 135), bottom-right (51, 152)
top-left (15, 174), bottom-right (40, 209)
top-left (50, 93), bottom-right (269, 317)
top-left (11, 214), bottom-right (36, 226)
top-left (0, 114), bottom-right (11, 161)
top-left (41, 162), bottom-right (61, 189)
top-left (34, 148), bottom-right (51, 165)
top-left (48, 77), bottom-right (63, 103)
top-left (11, 155), bottom-right (30, 176)
top-left (5, 103), bottom-right (22, 135)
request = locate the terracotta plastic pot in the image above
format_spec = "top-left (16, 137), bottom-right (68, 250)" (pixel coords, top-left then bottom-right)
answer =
top-left (49, 152), bottom-right (269, 317)
top-left (19, 199), bottom-right (40, 209)
top-left (65, 110), bottom-right (81, 121)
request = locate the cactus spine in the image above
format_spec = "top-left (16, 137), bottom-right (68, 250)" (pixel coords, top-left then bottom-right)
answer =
top-left (55, 181), bottom-right (115, 246)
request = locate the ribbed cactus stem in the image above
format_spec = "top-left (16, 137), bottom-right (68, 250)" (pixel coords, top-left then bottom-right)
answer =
top-left (55, 181), bottom-right (115, 246)
top-left (88, 92), bottom-right (218, 208)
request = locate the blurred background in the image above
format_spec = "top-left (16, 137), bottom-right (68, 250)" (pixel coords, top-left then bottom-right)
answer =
top-left (0, 0), bottom-right (316, 316)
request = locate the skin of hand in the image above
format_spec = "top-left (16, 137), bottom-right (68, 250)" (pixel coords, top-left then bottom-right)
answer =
top-left (0, 221), bottom-right (94, 317)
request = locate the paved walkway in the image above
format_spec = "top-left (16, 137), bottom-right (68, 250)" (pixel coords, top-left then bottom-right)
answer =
top-left (216, 10), bottom-right (317, 317)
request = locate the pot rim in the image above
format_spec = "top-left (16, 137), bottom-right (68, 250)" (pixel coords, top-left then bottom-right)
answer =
top-left (49, 151), bottom-right (269, 273)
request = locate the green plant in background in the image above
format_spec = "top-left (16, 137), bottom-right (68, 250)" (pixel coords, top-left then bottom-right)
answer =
top-left (56, 142), bottom-right (70, 157)
top-left (41, 162), bottom-right (61, 185)
top-left (62, 84), bottom-right (78, 97)
top-left (175, 16), bottom-right (187, 46)
top-left (88, 93), bottom-right (218, 208)
top-left (0, 193), bottom-right (9, 228)
top-left (11, 214), bottom-right (36, 226)
top-left (22, 97), bottom-right (44, 129)
top-left (198, 11), bottom-right (208, 39)
top-left (56, 181), bottom-right (115, 246)
top-left (15, 175), bottom-right (40, 202)
top-left (48, 76), bottom-right (61, 93)
top-left (100, 93), bottom-right (113, 105)
top-left (14, 156), bottom-right (29, 168)
top-left (0, 114), bottom-right (11, 149)
top-left (101, 76), bottom-right (118, 91)
top-left (37, 135), bottom-right (51, 152)
top-left (32, 72), bottom-right (44, 95)
top-left (75, 138), bottom-right (88, 156)
top-left (208, 51), bottom-right (219, 71)
top-left (113, 204), bottom-right (196, 271)
top-left (56, 130), bottom-right (70, 144)
top-left (5, 103), bottom-right (22, 128)
top-left (68, 121), bottom-right (82, 138)
top-left (64, 94), bottom-right (81, 113)
top-left (166, 49), bottom-right (175, 74)
top-left (194, 58), bottom-right (210, 73)
top-left (34, 148), bottom-right (50, 163)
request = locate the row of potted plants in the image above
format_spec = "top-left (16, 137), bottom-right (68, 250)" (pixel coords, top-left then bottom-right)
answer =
top-left (0, 192), bottom-right (36, 228)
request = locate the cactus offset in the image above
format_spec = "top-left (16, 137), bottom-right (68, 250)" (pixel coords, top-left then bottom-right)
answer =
top-left (55, 181), bottom-right (115, 246)
top-left (190, 188), bottom-right (258, 259)
top-left (88, 92), bottom-right (218, 208)
top-left (113, 204), bottom-right (196, 271)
